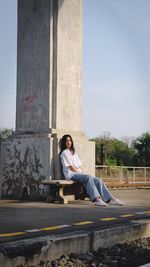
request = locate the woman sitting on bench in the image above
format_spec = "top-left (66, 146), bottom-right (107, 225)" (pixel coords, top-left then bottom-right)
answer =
top-left (60, 134), bottom-right (124, 206)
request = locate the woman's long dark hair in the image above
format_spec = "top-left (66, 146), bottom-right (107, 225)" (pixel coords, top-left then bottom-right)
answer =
top-left (60, 134), bottom-right (75, 154)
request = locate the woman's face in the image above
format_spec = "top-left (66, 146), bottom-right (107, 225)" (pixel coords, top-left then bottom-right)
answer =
top-left (65, 136), bottom-right (72, 149)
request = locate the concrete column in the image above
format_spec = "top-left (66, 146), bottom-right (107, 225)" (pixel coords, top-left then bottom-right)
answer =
top-left (55, 0), bottom-right (82, 132)
top-left (0, 0), bottom-right (95, 200)
top-left (16, 0), bottom-right (53, 133)
top-left (16, 0), bottom-right (82, 134)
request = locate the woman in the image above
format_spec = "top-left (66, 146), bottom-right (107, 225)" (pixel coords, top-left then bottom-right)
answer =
top-left (60, 134), bottom-right (124, 206)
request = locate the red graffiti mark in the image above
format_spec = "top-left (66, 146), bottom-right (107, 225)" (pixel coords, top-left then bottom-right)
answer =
top-left (24, 95), bottom-right (37, 107)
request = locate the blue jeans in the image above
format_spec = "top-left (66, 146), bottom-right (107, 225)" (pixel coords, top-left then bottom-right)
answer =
top-left (71, 173), bottom-right (113, 202)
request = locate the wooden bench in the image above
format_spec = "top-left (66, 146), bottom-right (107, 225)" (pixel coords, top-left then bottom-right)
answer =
top-left (41, 180), bottom-right (88, 204)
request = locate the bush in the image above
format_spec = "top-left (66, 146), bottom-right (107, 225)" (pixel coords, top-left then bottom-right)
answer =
top-left (0, 128), bottom-right (13, 140)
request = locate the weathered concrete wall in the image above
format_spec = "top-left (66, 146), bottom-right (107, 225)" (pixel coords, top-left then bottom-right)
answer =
top-left (0, 134), bottom-right (52, 200)
top-left (0, 133), bottom-right (95, 199)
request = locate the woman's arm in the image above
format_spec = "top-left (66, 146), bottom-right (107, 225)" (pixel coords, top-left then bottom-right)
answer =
top-left (69, 165), bottom-right (81, 173)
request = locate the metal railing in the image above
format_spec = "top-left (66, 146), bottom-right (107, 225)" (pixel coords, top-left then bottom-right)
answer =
top-left (95, 165), bottom-right (150, 184)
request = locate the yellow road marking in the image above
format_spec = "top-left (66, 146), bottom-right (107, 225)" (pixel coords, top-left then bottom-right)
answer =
top-left (0, 210), bottom-right (149, 238)
top-left (40, 225), bottom-right (70, 231)
top-left (143, 210), bottom-right (150, 214)
top-left (120, 214), bottom-right (134, 218)
top-left (73, 221), bottom-right (93, 225)
top-left (100, 217), bottom-right (117, 221)
top-left (0, 232), bottom-right (26, 237)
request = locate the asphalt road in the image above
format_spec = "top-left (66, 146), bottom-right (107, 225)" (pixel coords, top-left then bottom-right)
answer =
top-left (0, 188), bottom-right (150, 244)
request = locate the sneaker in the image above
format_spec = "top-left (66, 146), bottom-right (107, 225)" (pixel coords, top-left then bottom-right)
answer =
top-left (109, 198), bottom-right (124, 206)
top-left (94, 199), bottom-right (107, 206)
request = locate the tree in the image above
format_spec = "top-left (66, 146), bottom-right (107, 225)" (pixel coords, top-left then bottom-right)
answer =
top-left (110, 139), bottom-right (135, 166)
top-left (90, 136), bottom-right (135, 166)
top-left (0, 128), bottom-right (13, 139)
top-left (132, 132), bottom-right (150, 167)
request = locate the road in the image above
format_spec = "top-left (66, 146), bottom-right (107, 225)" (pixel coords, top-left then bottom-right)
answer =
top-left (0, 188), bottom-right (150, 244)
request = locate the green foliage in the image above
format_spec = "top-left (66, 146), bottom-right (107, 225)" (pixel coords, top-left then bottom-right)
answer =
top-left (91, 136), bottom-right (134, 166)
top-left (91, 132), bottom-right (150, 167)
top-left (110, 139), bottom-right (135, 166)
top-left (0, 128), bottom-right (13, 139)
top-left (105, 158), bottom-right (117, 166)
top-left (132, 132), bottom-right (150, 167)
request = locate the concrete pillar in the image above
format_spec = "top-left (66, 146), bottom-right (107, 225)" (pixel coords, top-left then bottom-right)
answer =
top-left (16, 0), bottom-right (82, 134)
top-left (0, 0), bottom-right (95, 200)
top-left (16, 0), bottom-right (53, 133)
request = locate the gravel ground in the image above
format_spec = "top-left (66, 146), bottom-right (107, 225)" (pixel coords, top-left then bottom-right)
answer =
top-left (35, 237), bottom-right (150, 267)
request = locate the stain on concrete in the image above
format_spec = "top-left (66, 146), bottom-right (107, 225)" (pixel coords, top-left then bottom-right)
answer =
top-left (1, 137), bottom-right (49, 200)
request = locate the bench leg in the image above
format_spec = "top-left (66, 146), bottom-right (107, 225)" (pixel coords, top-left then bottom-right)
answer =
top-left (58, 187), bottom-right (75, 204)
top-left (46, 184), bottom-right (58, 203)
top-left (46, 186), bottom-right (75, 204)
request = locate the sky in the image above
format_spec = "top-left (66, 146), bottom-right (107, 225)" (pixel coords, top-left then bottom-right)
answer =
top-left (0, 0), bottom-right (150, 140)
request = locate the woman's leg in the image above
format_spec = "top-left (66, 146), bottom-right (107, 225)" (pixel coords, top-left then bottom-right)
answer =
top-left (93, 177), bottom-right (113, 202)
top-left (71, 173), bottom-right (100, 202)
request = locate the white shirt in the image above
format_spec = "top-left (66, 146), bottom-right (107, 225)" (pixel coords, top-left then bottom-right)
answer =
top-left (60, 149), bottom-right (82, 179)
